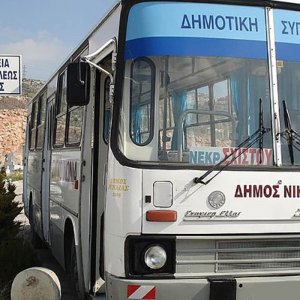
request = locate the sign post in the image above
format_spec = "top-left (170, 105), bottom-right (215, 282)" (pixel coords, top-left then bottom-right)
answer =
top-left (0, 55), bottom-right (22, 95)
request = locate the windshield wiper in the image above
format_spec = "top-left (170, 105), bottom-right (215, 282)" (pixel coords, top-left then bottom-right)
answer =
top-left (194, 99), bottom-right (270, 185)
top-left (280, 100), bottom-right (300, 165)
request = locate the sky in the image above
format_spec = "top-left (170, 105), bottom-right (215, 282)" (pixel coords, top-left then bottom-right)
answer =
top-left (0, 0), bottom-right (117, 81)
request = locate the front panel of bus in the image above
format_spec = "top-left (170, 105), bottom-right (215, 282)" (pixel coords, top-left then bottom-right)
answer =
top-left (106, 1), bottom-right (300, 299)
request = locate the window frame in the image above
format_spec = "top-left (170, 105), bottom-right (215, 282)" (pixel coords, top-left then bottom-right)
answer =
top-left (36, 92), bottom-right (47, 150)
top-left (183, 79), bottom-right (232, 149)
top-left (66, 105), bottom-right (84, 147)
top-left (129, 57), bottom-right (155, 146)
top-left (54, 70), bottom-right (68, 148)
top-left (159, 79), bottom-right (232, 151)
top-left (29, 101), bottom-right (38, 150)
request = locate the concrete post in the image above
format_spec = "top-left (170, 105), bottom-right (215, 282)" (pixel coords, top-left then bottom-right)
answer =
top-left (11, 267), bottom-right (61, 300)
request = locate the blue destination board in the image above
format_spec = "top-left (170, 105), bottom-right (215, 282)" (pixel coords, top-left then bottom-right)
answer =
top-left (125, 2), bottom-right (267, 59)
top-left (274, 9), bottom-right (300, 61)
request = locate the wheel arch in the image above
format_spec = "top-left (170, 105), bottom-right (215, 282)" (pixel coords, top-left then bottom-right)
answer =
top-left (64, 217), bottom-right (75, 271)
top-left (63, 216), bottom-right (85, 297)
top-left (28, 191), bottom-right (33, 222)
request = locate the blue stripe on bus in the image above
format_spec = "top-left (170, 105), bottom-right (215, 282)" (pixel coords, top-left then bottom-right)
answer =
top-left (125, 37), bottom-right (267, 60)
top-left (127, 2), bottom-right (267, 42)
top-left (276, 42), bottom-right (300, 61)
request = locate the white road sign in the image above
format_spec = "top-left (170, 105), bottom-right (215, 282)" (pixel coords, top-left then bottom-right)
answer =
top-left (0, 55), bottom-right (22, 95)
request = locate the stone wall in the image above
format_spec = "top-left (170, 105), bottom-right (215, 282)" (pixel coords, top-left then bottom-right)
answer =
top-left (0, 109), bottom-right (27, 166)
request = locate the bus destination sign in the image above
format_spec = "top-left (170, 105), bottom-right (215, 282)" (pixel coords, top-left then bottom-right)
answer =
top-left (0, 55), bottom-right (22, 95)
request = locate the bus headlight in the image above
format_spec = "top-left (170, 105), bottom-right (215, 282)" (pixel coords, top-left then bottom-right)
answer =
top-left (144, 245), bottom-right (167, 270)
top-left (125, 235), bottom-right (175, 277)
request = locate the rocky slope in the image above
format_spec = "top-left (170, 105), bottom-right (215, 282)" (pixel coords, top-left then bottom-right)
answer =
top-left (0, 79), bottom-right (44, 166)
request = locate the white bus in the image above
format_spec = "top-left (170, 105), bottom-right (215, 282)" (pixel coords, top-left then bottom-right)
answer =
top-left (23, 0), bottom-right (300, 299)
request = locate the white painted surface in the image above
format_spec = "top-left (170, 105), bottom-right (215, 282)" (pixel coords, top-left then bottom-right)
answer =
top-left (0, 55), bottom-right (22, 95)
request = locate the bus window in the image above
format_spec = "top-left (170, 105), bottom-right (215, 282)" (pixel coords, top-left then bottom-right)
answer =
top-left (159, 94), bottom-right (175, 151)
top-left (66, 106), bottom-right (84, 145)
top-left (274, 10), bottom-right (300, 165)
top-left (195, 86), bottom-right (211, 145)
top-left (54, 71), bottom-right (67, 146)
top-left (30, 101), bottom-right (38, 150)
top-left (36, 92), bottom-right (47, 149)
top-left (130, 58), bottom-right (155, 145)
top-left (121, 2), bottom-right (274, 165)
top-left (213, 80), bottom-right (232, 147)
top-left (124, 56), bottom-right (271, 165)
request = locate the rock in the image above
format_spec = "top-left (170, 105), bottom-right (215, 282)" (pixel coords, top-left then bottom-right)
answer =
top-left (0, 79), bottom-right (44, 166)
top-left (0, 108), bottom-right (26, 165)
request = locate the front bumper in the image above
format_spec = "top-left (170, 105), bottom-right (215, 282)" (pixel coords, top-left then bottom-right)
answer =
top-left (106, 273), bottom-right (300, 300)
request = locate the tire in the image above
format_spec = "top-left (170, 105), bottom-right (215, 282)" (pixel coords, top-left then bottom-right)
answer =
top-left (29, 203), bottom-right (44, 248)
top-left (68, 236), bottom-right (82, 298)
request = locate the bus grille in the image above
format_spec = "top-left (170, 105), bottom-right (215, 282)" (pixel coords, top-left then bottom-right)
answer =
top-left (176, 238), bottom-right (300, 277)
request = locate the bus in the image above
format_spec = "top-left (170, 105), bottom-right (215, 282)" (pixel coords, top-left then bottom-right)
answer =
top-left (23, 0), bottom-right (300, 299)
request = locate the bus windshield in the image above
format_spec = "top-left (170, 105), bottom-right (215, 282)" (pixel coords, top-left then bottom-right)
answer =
top-left (119, 2), bottom-right (273, 166)
top-left (275, 9), bottom-right (300, 165)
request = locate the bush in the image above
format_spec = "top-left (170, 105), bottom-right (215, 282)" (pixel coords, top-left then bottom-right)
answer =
top-left (0, 169), bottom-right (21, 241)
top-left (0, 168), bottom-right (38, 299)
top-left (0, 239), bottom-right (39, 300)
top-left (7, 171), bottom-right (23, 182)
top-left (0, 238), bottom-right (39, 283)
top-left (0, 281), bottom-right (10, 300)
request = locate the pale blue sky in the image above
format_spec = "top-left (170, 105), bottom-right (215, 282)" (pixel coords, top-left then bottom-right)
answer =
top-left (0, 0), bottom-right (117, 80)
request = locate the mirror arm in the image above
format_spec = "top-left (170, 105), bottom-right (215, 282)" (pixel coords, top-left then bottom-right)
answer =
top-left (78, 62), bottom-right (85, 86)
top-left (81, 58), bottom-right (114, 104)
top-left (81, 57), bottom-right (114, 83)
top-left (82, 38), bottom-right (117, 103)
top-left (84, 38), bottom-right (116, 61)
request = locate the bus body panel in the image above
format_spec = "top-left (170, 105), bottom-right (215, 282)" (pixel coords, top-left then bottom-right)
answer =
top-left (106, 273), bottom-right (300, 300)
top-left (89, 4), bottom-right (121, 54)
top-left (105, 152), bottom-right (143, 237)
top-left (27, 151), bottom-right (43, 235)
top-left (104, 153), bottom-right (143, 277)
top-left (142, 169), bottom-right (300, 235)
top-left (50, 150), bottom-right (81, 216)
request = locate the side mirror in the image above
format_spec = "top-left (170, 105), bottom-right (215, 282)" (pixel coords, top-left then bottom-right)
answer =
top-left (66, 62), bottom-right (90, 107)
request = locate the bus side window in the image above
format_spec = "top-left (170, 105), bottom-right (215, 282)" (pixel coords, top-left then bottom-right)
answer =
top-left (36, 92), bottom-right (47, 149)
top-left (66, 105), bottom-right (84, 145)
top-left (30, 101), bottom-right (38, 150)
top-left (54, 71), bottom-right (67, 147)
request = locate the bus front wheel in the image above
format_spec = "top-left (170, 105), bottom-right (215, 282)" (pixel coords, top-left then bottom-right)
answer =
top-left (29, 202), bottom-right (44, 248)
top-left (66, 235), bottom-right (81, 298)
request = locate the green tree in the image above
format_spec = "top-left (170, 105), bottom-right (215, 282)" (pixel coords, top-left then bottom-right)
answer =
top-left (0, 167), bottom-right (22, 241)
top-left (0, 167), bottom-right (38, 299)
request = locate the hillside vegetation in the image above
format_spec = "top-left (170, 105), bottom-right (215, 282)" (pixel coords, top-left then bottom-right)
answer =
top-left (22, 78), bottom-right (45, 98)
top-left (0, 79), bottom-right (44, 109)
